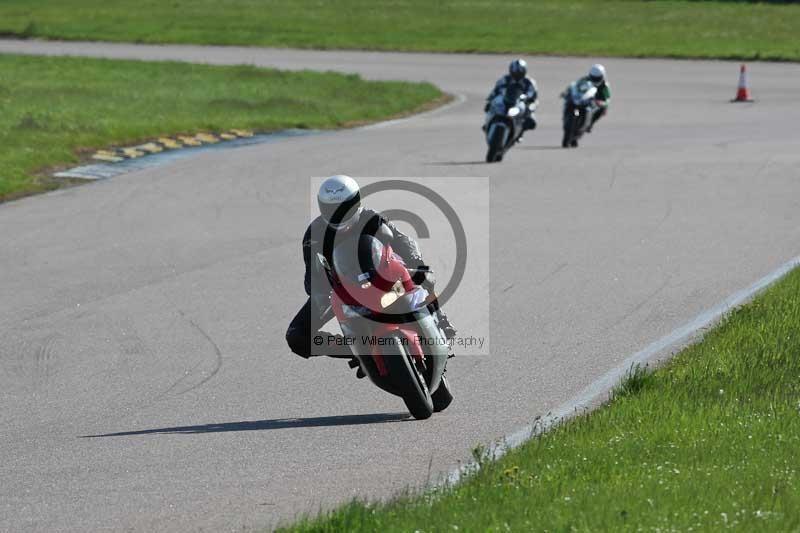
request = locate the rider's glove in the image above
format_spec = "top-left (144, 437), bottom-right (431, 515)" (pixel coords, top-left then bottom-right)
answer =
top-left (411, 265), bottom-right (436, 292)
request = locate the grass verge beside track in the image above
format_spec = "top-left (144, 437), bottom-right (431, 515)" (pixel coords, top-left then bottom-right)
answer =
top-left (1, 1), bottom-right (800, 61)
top-left (0, 54), bottom-right (442, 202)
top-left (285, 267), bottom-right (800, 531)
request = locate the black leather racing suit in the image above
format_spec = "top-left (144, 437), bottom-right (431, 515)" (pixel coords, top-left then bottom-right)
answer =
top-left (486, 74), bottom-right (539, 130)
top-left (285, 208), bottom-right (445, 359)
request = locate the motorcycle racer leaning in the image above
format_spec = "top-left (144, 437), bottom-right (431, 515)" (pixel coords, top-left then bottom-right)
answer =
top-left (285, 175), bottom-right (457, 370)
top-left (484, 59), bottom-right (539, 133)
top-left (571, 64), bottom-right (611, 133)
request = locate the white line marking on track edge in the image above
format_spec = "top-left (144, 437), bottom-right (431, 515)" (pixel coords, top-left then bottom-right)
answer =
top-left (447, 253), bottom-right (800, 485)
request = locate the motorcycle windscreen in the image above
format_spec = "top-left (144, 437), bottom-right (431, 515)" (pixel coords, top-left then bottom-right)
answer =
top-left (571, 81), bottom-right (597, 104)
top-left (332, 234), bottom-right (383, 285)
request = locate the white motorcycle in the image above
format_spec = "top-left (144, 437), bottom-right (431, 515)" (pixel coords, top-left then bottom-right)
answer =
top-left (561, 79), bottom-right (598, 148)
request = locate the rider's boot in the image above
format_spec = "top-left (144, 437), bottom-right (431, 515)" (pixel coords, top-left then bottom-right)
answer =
top-left (348, 358), bottom-right (366, 378)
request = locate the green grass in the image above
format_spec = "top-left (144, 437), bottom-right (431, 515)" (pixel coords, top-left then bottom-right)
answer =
top-left (285, 267), bottom-right (800, 531)
top-left (0, 54), bottom-right (442, 202)
top-left (1, 1), bottom-right (800, 61)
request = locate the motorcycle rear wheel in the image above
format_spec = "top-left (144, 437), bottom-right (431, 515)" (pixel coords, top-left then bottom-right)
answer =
top-left (383, 335), bottom-right (434, 420)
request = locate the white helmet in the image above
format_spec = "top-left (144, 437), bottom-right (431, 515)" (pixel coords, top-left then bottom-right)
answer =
top-left (589, 64), bottom-right (606, 84)
top-left (317, 175), bottom-right (362, 230)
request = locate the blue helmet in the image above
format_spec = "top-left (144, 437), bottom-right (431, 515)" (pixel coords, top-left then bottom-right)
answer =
top-left (509, 59), bottom-right (527, 81)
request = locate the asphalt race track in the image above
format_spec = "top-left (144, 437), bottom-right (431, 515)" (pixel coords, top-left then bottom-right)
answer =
top-left (2, 40), bottom-right (800, 531)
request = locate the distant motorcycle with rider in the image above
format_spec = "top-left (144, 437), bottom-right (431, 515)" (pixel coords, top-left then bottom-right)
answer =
top-left (482, 59), bottom-right (538, 162)
top-left (481, 61), bottom-right (610, 155)
top-left (561, 64), bottom-right (611, 148)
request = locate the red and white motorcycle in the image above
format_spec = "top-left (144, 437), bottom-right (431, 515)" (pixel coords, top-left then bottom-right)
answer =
top-left (316, 235), bottom-right (453, 419)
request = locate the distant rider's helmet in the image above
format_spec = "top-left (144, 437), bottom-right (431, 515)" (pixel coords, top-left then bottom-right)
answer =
top-left (589, 64), bottom-right (606, 85)
top-left (509, 59), bottom-right (528, 81)
top-left (318, 175), bottom-right (362, 230)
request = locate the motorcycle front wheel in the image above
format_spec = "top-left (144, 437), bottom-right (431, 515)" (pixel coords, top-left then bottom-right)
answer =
top-left (432, 374), bottom-right (453, 412)
top-left (562, 106), bottom-right (580, 148)
top-left (486, 123), bottom-right (506, 163)
top-left (383, 335), bottom-right (434, 420)
top-left (562, 116), bottom-right (575, 148)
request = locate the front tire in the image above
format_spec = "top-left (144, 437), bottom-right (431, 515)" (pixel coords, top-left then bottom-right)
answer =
top-left (432, 374), bottom-right (453, 412)
top-left (383, 335), bottom-right (434, 420)
top-left (563, 104), bottom-right (580, 148)
top-left (562, 115), bottom-right (576, 149)
top-left (486, 123), bottom-right (506, 163)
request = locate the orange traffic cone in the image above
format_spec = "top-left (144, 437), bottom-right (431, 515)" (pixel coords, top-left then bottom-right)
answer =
top-left (731, 64), bottom-right (753, 102)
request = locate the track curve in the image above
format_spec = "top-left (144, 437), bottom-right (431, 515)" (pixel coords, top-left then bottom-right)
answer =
top-left (1, 41), bottom-right (800, 531)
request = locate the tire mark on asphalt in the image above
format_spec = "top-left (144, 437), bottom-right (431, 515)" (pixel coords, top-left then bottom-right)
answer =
top-left (0, 333), bottom-right (62, 389)
top-left (4, 248), bottom-right (256, 332)
top-left (501, 261), bottom-right (567, 294)
top-left (537, 261), bottom-right (569, 286)
top-left (608, 277), bottom-right (670, 330)
top-left (34, 333), bottom-right (63, 384)
top-left (754, 156), bottom-right (774, 182)
top-left (159, 310), bottom-right (223, 396)
top-left (608, 157), bottom-right (625, 190)
top-left (659, 198), bottom-right (673, 227)
top-left (638, 197), bottom-right (673, 245)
